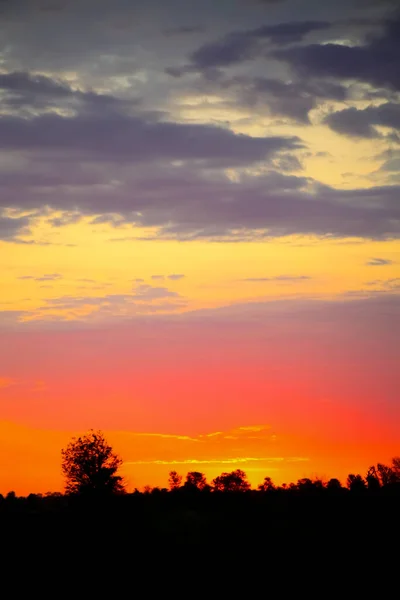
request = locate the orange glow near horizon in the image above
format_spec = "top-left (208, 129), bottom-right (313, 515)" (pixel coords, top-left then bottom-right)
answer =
top-left (0, 299), bottom-right (399, 495)
top-left (1, 0), bottom-right (400, 498)
top-left (0, 417), bottom-right (398, 496)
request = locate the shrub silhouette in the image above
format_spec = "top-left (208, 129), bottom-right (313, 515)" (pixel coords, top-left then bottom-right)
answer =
top-left (61, 429), bottom-right (125, 496)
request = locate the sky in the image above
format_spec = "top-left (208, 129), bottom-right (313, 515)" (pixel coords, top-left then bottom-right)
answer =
top-left (0, 0), bottom-right (399, 495)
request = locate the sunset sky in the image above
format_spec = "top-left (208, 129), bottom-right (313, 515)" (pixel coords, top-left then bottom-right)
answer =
top-left (0, 0), bottom-right (399, 495)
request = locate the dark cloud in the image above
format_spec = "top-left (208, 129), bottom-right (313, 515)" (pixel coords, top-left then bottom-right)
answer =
top-left (0, 112), bottom-right (301, 167)
top-left (0, 71), bottom-right (73, 99)
top-left (163, 25), bottom-right (205, 36)
top-left (0, 70), bottom-right (135, 113)
top-left (188, 21), bottom-right (331, 71)
top-left (1, 160), bottom-right (399, 240)
top-left (366, 258), bottom-right (393, 266)
top-left (225, 75), bottom-right (347, 123)
top-left (274, 15), bottom-right (400, 91)
top-left (0, 214), bottom-right (31, 241)
top-left (324, 103), bottom-right (400, 138)
top-left (0, 2), bottom-right (398, 245)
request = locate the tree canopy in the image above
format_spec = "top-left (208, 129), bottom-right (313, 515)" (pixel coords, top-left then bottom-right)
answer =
top-left (61, 430), bottom-right (125, 496)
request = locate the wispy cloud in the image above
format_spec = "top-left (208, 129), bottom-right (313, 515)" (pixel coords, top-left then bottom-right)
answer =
top-left (18, 273), bottom-right (62, 281)
top-left (125, 456), bottom-right (309, 466)
top-left (168, 274), bottom-right (185, 281)
top-left (241, 275), bottom-right (312, 282)
top-left (366, 257), bottom-right (393, 266)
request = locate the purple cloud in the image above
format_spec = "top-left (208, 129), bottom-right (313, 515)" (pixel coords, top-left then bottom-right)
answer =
top-left (324, 103), bottom-right (400, 138)
top-left (0, 112), bottom-right (301, 167)
top-left (184, 21), bottom-right (331, 72)
top-left (273, 16), bottom-right (400, 91)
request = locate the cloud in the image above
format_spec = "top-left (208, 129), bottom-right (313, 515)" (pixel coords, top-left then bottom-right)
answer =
top-left (0, 70), bottom-right (134, 114)
top-left (324, 103), bottom-right (400, 138)
top-left (186, 21), bottom-right (331, 71)
top-left (0, 112), bottom-right (301, 168)
top-left (7, 168), bottom-right (400, 240)
top-left (134, 284), bottom-right (180, 301)
top-left (2, 160), bottom-right (400, 240)
top-left (241, 275), bottom-right (312, 282)
top-left (163, 25), bottom-right (205, 36)
top-left (151, 275), bottom-right (164, 280)
top-left (125, 456), bottom-right (304, 466)
top-left (366, 257), bottom-right (393, 266)
top-left (366, 278), bottom-right (400, 290)
top-left (0, 214), bottom-right (31, 241)
top-left (222, 75), bottom-right (347, 123)
top-left (168, 274), bottom-right (185, 280)
top-left (18, 273), bottom-right (62, 281)
top-left (22, 283), bottom-right (186, 321)
top-left (273, 15), bottom-right (400, 91)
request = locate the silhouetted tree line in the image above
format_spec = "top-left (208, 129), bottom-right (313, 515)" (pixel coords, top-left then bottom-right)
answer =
top-left (1, 430), bottom-right (399, 504)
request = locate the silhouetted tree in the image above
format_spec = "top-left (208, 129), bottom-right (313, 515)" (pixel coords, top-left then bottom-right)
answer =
top-left (184, 471), bottom-right (208, 491)
top-left (376, 463), bottom-right (395, 486)
top-left (61, 430), bottom-right (125, 496)
top-left (347, 474), bottom-right (366, 493)
top-left (391, 457), bottom-right (400, 483)
top-left (392, 456), bottom-right (400, 474)
top-left (168, 470), bottom-right (183, 491)
top-left (258, 476), bottom-right (275, 492)
top-left (366, 466), bottom-right (381, 491)
top-left (296, 478), bottom-right (315, 492)
top-left (327, 478), bottom-right (342, 491)
top-left (212, 469), bottom-right (250, 492)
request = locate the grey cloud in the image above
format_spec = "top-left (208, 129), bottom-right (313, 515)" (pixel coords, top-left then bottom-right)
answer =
top-left (226, 75), bottom-right (347, 123)
top-left (379, 157), bottom-right (400, 172)
top-left (0, 112), bottom-right (301, 167)
top-left (163, 25), bottom-right (205, 36)
top-left (1, 163), bottom-right (399, 240)
top-left (168, 274), bottom-right (185, 280)
top-left (0, 70), bottom-right (139, 115)
top-left (366, 257), bottom-right (393, 266)
top-left (187, 21), bottom-right (331, 71)
top-left (273, 16), bottom-right (400, 91)
top-left (324, 103), bottom-right (400, 138)
top-left (0, 214), bottom-right (31, 240)
top-left (151, 275), bottom-right (164, 280)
